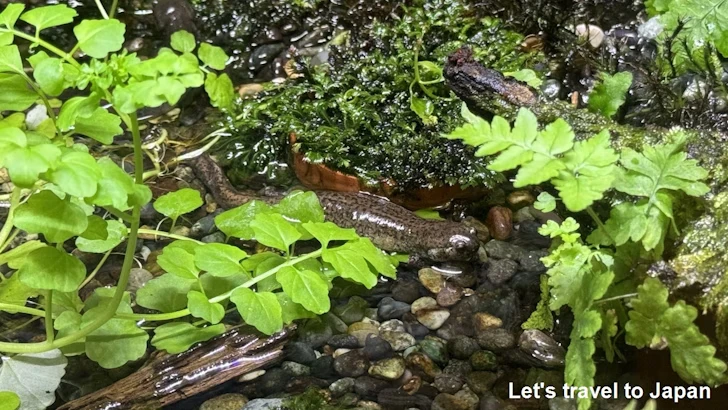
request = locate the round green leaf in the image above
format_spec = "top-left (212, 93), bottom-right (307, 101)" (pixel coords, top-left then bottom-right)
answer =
top-left (151, 322), bottom-right (225, 354)
top-left (33, 57), bottom-right (64, 96)
top-left (276, 266), bottom-right (330, 314)
top-left (214, 200), bottom-right (271, 239)
top-left (44, 150), bottom-right (102, 198)
top-left (193, 243), bottom-right (247, 277)
top-left (73, 19), bottom-right (125, 58)
top-left (14, 190), bottom-right (88, 243)
top-left (0, 391), bottom-right (20, 410)
top-left (18, 246), bottom-right (86, 292)
top-left (187, 290), bottom-right (225, 324)
top-left (136, 273), bottom-right (196, 312)
top-left (198, 43), bottom-right (228, 70)
top-left (230, 287), bottom-right (282, 335)
top-left (157, 246), bottom-right (200, 279)
top-left (76, 219), bottom-right (127, 253)
top-left (171, 30), bottom-right (196, 53)
top-left (153, 188), bottom-right (203, 220)
top-left (20, 5), bottom-right (77, 32)
top-left (82, 302), bottom-right (149, 369)
top-left (250, 213), bottom-right (301, 252)
top-left (274, 191), bottom-right (325, 223)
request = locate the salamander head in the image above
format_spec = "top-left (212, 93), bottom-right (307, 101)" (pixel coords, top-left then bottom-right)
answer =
top-left (425, 224), bottom-right (479, 261)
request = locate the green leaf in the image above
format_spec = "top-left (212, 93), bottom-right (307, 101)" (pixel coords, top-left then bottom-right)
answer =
top-left (33, 57), bottom-right (65, 96)
top-left (276, 266), bottom-right (330, 314)
top-left (625, 278), bottom-right (727, 385)
top-left (513, 118), bottom-right (573, 187)
top-left (644, 0), bottom-right (728, 57)
top-left (54, 310), bottom-right (85, 356)
top-left (193, 243), bottom-right (248, 277)
top-left (323, 245), bottom-right (378, 289)
top-left (0, 274), bottom-right (39, 313)
top-left (565, 337), bottom-right (597, 410)
top-left (17, 246), bottom-right (86, 292)
top-left (443, 104), bottom-right (492, 147)
top-left (158, 246), bottom-right (200, 279)
top-left (0, 391), bottom-right (20, 410)
top-left (588, 72), bottom-right (633, 118)
top-left (244, 252), bottom-right (285, 292)
top-left (73, 108), bottom-right (123, 144)
top-left (153, 188), bottom-right (203, 220)
top-left (250, 212), bottom-right (302, 252)
top-left (75, 219), bottom-right (127, 253)
top-left (136, 273), bottom-right (196, 312)
top-left (0, 4), bottom-right (25, 28)
top-left (274, 190), bottom-right (325, 223)
top-left (277, 292), bottom-right (316, 324)
top-left (0, 349), bottom-right (66, 410)
top-left (413, 208), bottom-right (444, 220)
top-left (14, 190), bottom-right (88, 243)
top-left (0, 240), bottom-right (45, 270)
top-left (44, 150), bottom-right (102, 198)
top-left (552, 130), bottom-right (619, 211)
top-left (171, 30), bottom-right (196, 53)
top-left (0, 45), bottom-right (24, 74)
top-left (73, 19), bottom-right (125, 58)
top-left (230, 287), bottom-right (282, 335)
top-left (56, 94), bottom-right (101, 132)
top-left (301, 221), bottom-right (358, 248)
top-left (504, 69), bottom-right (543, 87)
top-left (89, 157), bottom-right (150, 211)
top-left (214, 200), bottom-right (271, 240)
top-left (410, 95), bottom-right (437, 125)
top-left (151, 322), bottom-right (226, 354)
top-left (82, 298), bottom-right (149, 369)
top-left (187, 290), bottom-right (225, 324)
top-left (198, 43), bottom-right (229, 70)
top-left (20, 5), bottom-right (77, 32)
top-left (0, 74), bottom-right (37, 111)
top-left (534, 192), bottom-right (556, 212)
top-left (205, 72), bottom-right (235, 109)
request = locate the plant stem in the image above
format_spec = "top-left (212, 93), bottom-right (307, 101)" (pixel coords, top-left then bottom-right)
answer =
top-left (0, 29), bottom-right (80, 69)
top-left (0, 229), bottom-right (20, 254)
top-left (594, 293), bottom-right (638, 305)
top-left (77, 249), bottom-right (112, 291)
top-left (137, 228), bottom-right (203, 244)
top-left (115, 249), bottom-right (323, 321)
top-left (109, 0), bottom-right (120, 18)
top-left (0, 113), bottom-right (144, 354)
top-left (94, 0), bottom-right (110, 19)
top-left (45, 291), bottom-right (54, 343)
top-left (0, 188), bottom-right (21, 251)
top-left (0, 304), bottom-right (45, 318)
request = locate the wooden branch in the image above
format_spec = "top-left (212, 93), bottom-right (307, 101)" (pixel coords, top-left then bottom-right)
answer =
top-left (58, 326), bottom-right (295, 410)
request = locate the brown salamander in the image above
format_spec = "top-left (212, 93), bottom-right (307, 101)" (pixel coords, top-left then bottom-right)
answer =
top-left (188, 154), bottom-right (479, 261)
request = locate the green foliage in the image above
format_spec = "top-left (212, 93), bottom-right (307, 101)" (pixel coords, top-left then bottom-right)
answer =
top-left (153, 187), bottom-right (203, 225)
top-left (445, 106), bottom-right (619, 211)
top-left (151, 322), bottom-right (226, 354)
top-left (626, 278), bottom-right (727, 385)
top-left (587, 72), bottom-right (633, 118)
top-left (647, 0), bottom-right (728, 57)
top-left (0, 391), bottom-right (20, 410)
top-left (522, 275), bottom-right (554, 331)
top-left (0, 350), bottom-right (66, 410)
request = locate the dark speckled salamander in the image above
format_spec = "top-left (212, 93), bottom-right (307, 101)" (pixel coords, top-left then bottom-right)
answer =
top-left (188, 154), bottom-right (479, 261)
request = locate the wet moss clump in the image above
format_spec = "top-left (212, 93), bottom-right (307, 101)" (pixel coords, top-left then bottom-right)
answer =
top-left (220, 0), bottom-right (544, 191)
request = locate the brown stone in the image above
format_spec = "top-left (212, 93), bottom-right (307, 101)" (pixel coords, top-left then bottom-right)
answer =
top-left (506, 190), bottom-right (535, 208)
top-left (485, 206), bottom-right (513, 240)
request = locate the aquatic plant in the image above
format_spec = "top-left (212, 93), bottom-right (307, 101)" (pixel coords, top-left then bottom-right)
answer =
top-left (445, 106), bottom-right (724, 409)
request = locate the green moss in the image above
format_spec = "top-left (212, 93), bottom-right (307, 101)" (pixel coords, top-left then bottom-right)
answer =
top-left (220, 0), bottom-right (544, 190)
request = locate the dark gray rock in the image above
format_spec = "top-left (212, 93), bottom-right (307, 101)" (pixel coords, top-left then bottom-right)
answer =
top-left (285, 342), bottom-right (316, 365)
top-left (484, 240), bottom-right (526, 260)
top-left (259, 367), bottom-right (289, 396)
top-left (333, 296), bottom-right (369, 324)
top-left (402, 313), bottom-right (430, 339)
top-left (328, 334), bottom-right (360, 349)
top-left (447, 336), bottom-right (480, 360)
top-left (310, 355), bottom-right (336, 379)
top-left (298, 317), bottom-right (333, 348)
top-left (434, 374), bottom-right (464, 394)
top-left (442, 359), bottom-right (473, 378)
top-left (378, 388), bottom-right (432, 410)
top-left (363, 335), bottom-right (394, 361)
top-left (333, 349), bottom-right (370, 377)
top-left (518, 329), bottom-right (565, 368)
top-left (485, 259), bottom-right (519, 285)
top-left (470, 350), bottom-right (498, 371)
top-left (378, 297), bottom-right (411, 320)
top-left (476, 329), bottom-right (516, 351)
top-left (517, 250), bottom-right (548, 273)
top-left (354, 376), bottom-right (391, 400)
top-left (329, 377), bottom-right (355, 397)
top-left (466, 371), bottom-right (498, 395)
top-left (391, 279), bottom-right (423, 303)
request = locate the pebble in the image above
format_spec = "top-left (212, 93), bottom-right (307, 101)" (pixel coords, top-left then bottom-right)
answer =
top-left (506, 191), bottom-right (535, 208)
top-left (575, 23), bottom-right (605, 48)
top-left (201, 232), bottom-right (226, 243)
top-left (356, 400), bottom-right (383, 410)
top-left (466, 371), bottom-right (498, 394)
top-left (411, 297), bottom-right (437, 314)
top-left (329, 377), bottom-right (355, 397)
top-left (377, 297), bottom-right (411, 320)
top-left (447, 336), bottom-right (480, 360)
top-left (462, 216), bottom-right (490, 242)
top-left (336, 392), bottom-right (359, 407)
top-left (241, 398), bottom-right (284, 410)
top-left (484, 240), bottom-right (525, 260)
top-left (418, 268), bottom-right (445, 293)
top-left (281, 361), bottom-right (310, 377)
top-left (415, 309), bottom-right (451, 330)
top-left (354, 376), bottom-right (391, 400)
top-left (443, 359), bottom-right (473, 377)
top-left (480, 391), bottom-right (514, 410)
top-left (518, 251), bottom-right (547, 272)
top-left (485, 259), bottom-right (519, 285)
top-left (472, 313), bottom-right (503, 332)
top-left (379, 330), bottom-right (416, 351)
top-left (513, 207), bottom-right (535, 223)
top-left (519, 329), bottom-right (566, 368)
top-left (420, 336), bottom-right (449, 365)
top-left (325, 312), bottom-right (349, 333)
top-left (348, 321), bottom-right (380, 346)
top-left (485, 206), bottom-right (513, 240)
top-left (363, 335), bottom-right (394, 360)
top-left (476, 328), bottom-right (516, 351)
top-left (405, 352), bottom-right (441, 381)
top-left (298, 317), bottom-right (333, 348)
top-left (200, 393), bottom-right (248, 410)
top-left (436, 283), bottom-right (463, 307)
top-left (402, 313), bottom-right (431, 339)
top-left (542, 79), bottom-right (562, 100)
top-left (334, 349), bottom-right (370, 377)
top-left (377, 388), bottom-right (432, 410)
top-left (368, 356), bottom-right (406, 380)
top-left (285, 342), bottom-right (317, 365)
top-left (260, 368), bottom-right (289, 395)
top-left (190, 214), bottom-right (218, 237)
top-left (328, 334), bottom-right (361, 349)
top-left (379, 319), bottom-right (406, 333)
top-left (127, 268), bottom-right (153, 292)
top-left (333, 348), bottom-right (351, 358)
top-left (310, 355), bottom-right (337, 379)
top-left (334, 296), bottom-right (369, 324)
top-left (470, 350), bottom-right (498, 371)
top-left (432, 393), bottom-right (476, 410)
top-left (391, 279), bottom-right (423, 303)
top-left (434, 374), bottom-right (464, 394)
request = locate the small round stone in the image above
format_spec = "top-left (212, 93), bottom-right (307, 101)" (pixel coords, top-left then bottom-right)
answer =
top-left (310, 355), bottom-right (337, 379)
top-left (378, 297), bottom-right (411, 320)
top-left (368, 356), bottom-right (406, 381)
top-left (415, 309), bottom-right (451, 330)
top-left (379, 319), bottom-right (406, 333)
top-left (200, 393), bottom-right (248, 410)
top-left (328, 334), bottom-right (361, 349)
top-left (329, 377), bottom-right (355, 397)
top-left (285, 342), bottom-right (317, 365)
top-left (484, 240), bottom-right (526, 260)
top-left (470, 350), bottom-right (498, 371)
top-left (466, 371), bottom-right (498, 394)
top-left (348, 321), bottom-right (380, 346)
top-left (434, 374), bottom-right (464, 394)
top-left (485, 259), bottom-right (519, 285)
top-left (507, 190), bottom-right (535, 208)
top-left (437, 283), bottom-right (464, 307)
top-left (391, 279), bottom-right (423, 303)
top-left (519, 329), bottom-right (566, 368)
top-left (379, 330), bottom-right (416, 352)
top-left (363, 335), bottom-right (394, 360)
top-left (473, 313), bottom-right (503, 332)
top-left (334, 349), bottom-right (370, 377)
top-left (411, 297), bottom-right (438, 314)
top-left (420, 336), bottom-right (449, 365)
top-left (447, 336), bottom-right (480, 360)
top-left (476, 328), bottom-right (516, 351)
top-left (281, 361), bottom-right (310, 377)
top-left (405, 352), bottom-right (442, 381)
top-left (419, 268), bottom-right (446, 293)
top-left (432, 393), bottom-right (474, 410)
top-left (486, 206), bottom-right (513, 241)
